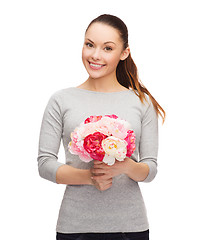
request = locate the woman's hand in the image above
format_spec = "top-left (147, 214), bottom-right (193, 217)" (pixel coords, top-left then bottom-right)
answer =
top-left (90, 157), bottom-right (150, 190)
top-left (90, 161), bottom-right (112, 191)
top-left (91, 173), bottom-right (113, 191)
top-left (90, 158), bottom-right (130, 191)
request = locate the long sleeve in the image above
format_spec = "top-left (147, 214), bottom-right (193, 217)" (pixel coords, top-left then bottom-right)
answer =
top-left (37, 92), bottom-right (64, 183)
top-left (139, 99), bottom-right (159, 183)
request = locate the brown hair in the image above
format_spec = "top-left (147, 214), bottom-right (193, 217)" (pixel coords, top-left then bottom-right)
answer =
top-left (86, 14), bottom-right (166, 123)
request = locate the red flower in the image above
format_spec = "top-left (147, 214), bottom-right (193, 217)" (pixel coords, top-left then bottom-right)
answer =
top-left (83, 132), bottom-right (107, 161)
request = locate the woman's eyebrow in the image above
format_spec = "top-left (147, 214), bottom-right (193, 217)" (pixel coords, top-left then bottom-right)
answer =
top-left (86, 38), bottom-right (94, 43)
top-left (86, 38), bottom-right (116, 45)
top-left (104, 41), bottom-right (116, 45)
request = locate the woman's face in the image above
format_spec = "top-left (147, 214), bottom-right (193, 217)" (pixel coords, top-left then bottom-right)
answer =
top-left (82, 22), bottom-right (128, 80)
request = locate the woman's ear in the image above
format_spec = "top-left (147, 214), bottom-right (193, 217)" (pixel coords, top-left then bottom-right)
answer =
top-left (120, 47), bottom-right (130, 61)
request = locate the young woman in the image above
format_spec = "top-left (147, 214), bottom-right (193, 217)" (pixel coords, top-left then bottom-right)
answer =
top-left (37, 14), bottom-right (165, 240)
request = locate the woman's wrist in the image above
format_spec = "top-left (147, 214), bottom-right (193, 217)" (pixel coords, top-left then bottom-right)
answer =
top-left (123, 157), bottom-right (150, 182)
top-left (84, 169), bottom-right (94, 185)
top-left (122, 157), bottom-right (134, 175)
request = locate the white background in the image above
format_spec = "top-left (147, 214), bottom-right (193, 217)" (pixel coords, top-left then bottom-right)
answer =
top-left (0, 0), bottom-right (205, 239)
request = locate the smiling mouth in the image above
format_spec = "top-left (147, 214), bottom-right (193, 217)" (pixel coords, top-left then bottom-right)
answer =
top-left (88, 61), bottom-right (106, 70)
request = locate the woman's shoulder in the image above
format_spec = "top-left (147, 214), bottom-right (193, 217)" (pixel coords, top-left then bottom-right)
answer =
top-left (45, 87), bottom-right (75, 109)
top-left (128, 88), bottom-right (151, 104)
top-left (49, 87), bottom-right (76, 99)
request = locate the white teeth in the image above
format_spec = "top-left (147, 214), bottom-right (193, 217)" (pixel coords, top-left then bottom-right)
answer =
top-left (90, 63), bottom-right (104, 67)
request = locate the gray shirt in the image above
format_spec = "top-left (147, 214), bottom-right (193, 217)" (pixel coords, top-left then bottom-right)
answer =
top-left (37, 87), bottom-right (158, 233)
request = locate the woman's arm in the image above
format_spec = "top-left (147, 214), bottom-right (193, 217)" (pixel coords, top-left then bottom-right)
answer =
top-left (91, 157), bottom-right (149, 182)
top-left (56, 163), bottom-right (114, 189)
top-left (37, 93), bottom-right (113, 191)
top-left (37, 93), bottom-right (93, 186)
top-left (37, 92), bottom-right (112, 190)
top-left (56, 165), bottom-right (93, 185)
top-left (123, 158), bottom-right (149, 181)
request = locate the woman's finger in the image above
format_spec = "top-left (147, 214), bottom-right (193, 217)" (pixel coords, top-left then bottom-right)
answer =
top-left (92, 174), bottom-right (112, 182)
top-left (93, 160), bottom-right (102, 165)
top-left (91, 168), bottom-right (106, 175)
top-left (99, 182), bottom-right (112, 191)
top-left (93, 164), bottom-right (107, 169)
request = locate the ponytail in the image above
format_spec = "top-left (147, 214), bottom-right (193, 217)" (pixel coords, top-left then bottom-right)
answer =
top-left (117, 53), bottom-right (166, 123)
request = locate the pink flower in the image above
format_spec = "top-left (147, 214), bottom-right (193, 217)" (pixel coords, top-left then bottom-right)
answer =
top-left (84, 115), bottom-right (102, 124)
top-left (83, 132), bottom-right (107, 161)
top-left (105, 114), bottom-right (118, 119)
top-left (68, 131), bottom-right (80, 154)
top-left (68, 131), bottom-right (92, 162)
top-left (68, 114), bottom-right (136, 165)
top-left (99, 117), bottom-right (128, 139)
top-left (124, 130), bottom-right (136, 157)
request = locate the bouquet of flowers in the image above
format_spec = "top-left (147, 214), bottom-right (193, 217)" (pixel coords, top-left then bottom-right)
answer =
top-left (68, 114), bottom-right (136, 165)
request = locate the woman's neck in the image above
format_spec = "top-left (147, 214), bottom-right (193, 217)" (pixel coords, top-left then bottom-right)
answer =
top-left (77, 76), bottom-right (127, 92)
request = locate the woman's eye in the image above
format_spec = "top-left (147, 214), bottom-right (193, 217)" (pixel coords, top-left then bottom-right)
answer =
top-left (105, 46), bottom-right (112, 51)
top-left (86, 42), bottom-right (93, 48)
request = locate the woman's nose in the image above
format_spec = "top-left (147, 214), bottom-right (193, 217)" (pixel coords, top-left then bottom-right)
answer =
top-left (92, 48), bottom-right (101, 61)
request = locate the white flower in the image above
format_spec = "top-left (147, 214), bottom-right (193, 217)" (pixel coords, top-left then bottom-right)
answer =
top-left (102, 136), bottom-right (127, 165)
top-left (102, 154), bottom-right (116, 165)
